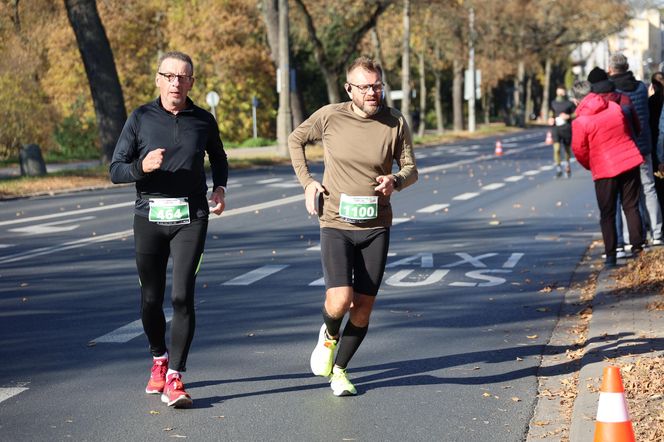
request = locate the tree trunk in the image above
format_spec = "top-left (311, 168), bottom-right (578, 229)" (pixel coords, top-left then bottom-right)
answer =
top-left (525, 74), bottom-right (533, 123)
top-left (260, 0), bottom-right (303, 127)
top-left (401, 0), bottom-right (412, 129)
top-left (276, 0), bottom-right (292, 156)
top-left (417, 47), bottom-right (426, 138)
top-left (371, 28), bottom-right (393, 108)
top-left (434, 69), bottom-right (444, 134)
top-left (453, 59), bottom-right (463, 131)
top-left (541, 57), bottom-right (552, 121)
top-left (483, 89), bottom-right (491, 125)
top-left (64, 0), bottom-right (126, 164)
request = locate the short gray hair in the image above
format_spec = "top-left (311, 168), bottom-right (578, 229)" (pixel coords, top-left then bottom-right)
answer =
top-left (572, 80), bottom-right (592, 100)
top-left (609, 53), bottom-right (628, 74)
top-left (157, 51), bottom-right (194, 75)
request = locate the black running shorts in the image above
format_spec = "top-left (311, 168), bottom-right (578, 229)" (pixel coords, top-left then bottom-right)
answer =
top-left (320, 227), bottom-right (390, 296)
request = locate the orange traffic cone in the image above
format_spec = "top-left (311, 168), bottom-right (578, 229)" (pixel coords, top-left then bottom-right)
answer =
top-left (593, 366), bottom-right (635, 442)
top-left (495, 139), bottom-right (503, 156)
top-left (545, 130), bottom-right (553, 145)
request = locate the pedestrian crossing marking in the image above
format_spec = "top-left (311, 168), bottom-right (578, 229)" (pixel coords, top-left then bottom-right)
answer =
top-left (482, 183), bottom-right (505, 191)
top-left (223, 265), bottom-right (289, 285)
top-left (93, 309), bottom-right (173, 344)
top-left (453, 192), bottom-right (479, 201)
top-left (417, 204), bottom-right (449, 214)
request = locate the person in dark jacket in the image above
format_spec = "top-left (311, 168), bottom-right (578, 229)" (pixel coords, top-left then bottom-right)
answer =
top-left (571, 80), bottom-right (644, 267)
top-left (548, 86), bottom-right (575, 178)
top-left (110, 51), bottom-right (228, 408)
top-left (609, 53), bottom-right (663, 246)
top-left (650, 72), bottom-right (664, 226)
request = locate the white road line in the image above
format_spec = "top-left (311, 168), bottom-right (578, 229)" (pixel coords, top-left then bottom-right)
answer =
top-left (481, 183), bottom-right (505, 191)
top-left (0, 194), bottom-right (305, 265)
top-left (0, 230), bottom-right (132, 265)
top-left (256, 178), bottom-right (283, 184)
top-left (540, 165), bottom-right (555, 171)
top-left (523, 170), bottom-right (541, 176)
top-left (9, 216), bottom-right (96, 235)
top-left (417, 204), bottom-right (450, 214)
top-left (453, 192), bottom-right (479, 201)
top-left (504, 176), bottom-right (524, 182)
top-left (0, 387), bottom-right (29, 404)
top-left (0, 201), bottom-right (133, 227)
top-left (309, 277), bottom-right (325, 286)
top-left (223, 265), bottom-right (289, 286)
top-left (93, 309), bottom-right (173, 343)
top-left (0, 244), bottom-right (13, 249)
top-left (268, 182), bottom-right (301, 188)
top-left (392, 218), bottom-right (411, 225)
top-left (307, 244), bottom-right (321, 251)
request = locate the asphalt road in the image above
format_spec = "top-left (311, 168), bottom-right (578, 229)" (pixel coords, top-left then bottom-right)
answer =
top-left (0, 129), bottom-right (600, 441)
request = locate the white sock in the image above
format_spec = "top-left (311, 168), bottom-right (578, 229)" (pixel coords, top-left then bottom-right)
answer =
top-left (154, 352), bottom-right (168, 360)
top-left (166, 369), bottom-right (180, 379)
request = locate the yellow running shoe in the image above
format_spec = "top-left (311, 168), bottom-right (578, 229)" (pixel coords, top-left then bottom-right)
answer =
top-left (329, 367), bottom-right (357, 396)
top-left (310, 324), bottom-right (337, 376)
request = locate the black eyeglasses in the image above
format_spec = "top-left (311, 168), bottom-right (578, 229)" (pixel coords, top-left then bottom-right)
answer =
top-left (158, 72), bottom-right (194, 84)
top-left (348, 82), bottom-right (384, 94)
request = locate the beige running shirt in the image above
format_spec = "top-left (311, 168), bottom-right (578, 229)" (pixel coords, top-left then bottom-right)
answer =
top-left (288, 102), bottom-right (417, 230)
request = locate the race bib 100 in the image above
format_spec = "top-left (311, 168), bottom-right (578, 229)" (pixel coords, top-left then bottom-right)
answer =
top-left (148, 198), bottom-right (190, 225)
top-left (339, 194), bottom-right (378, 223)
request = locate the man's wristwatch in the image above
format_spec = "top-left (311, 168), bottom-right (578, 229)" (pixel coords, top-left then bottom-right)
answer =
top-left (393, 175), bottom-right (402, 190)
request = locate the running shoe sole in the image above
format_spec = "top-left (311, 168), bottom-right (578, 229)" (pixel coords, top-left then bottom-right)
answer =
top-left (161, 393), bottom-right (193, 408)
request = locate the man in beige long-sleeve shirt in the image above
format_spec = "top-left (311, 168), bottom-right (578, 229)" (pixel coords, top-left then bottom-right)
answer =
top-left (289, 56), bottom-right (417, 396)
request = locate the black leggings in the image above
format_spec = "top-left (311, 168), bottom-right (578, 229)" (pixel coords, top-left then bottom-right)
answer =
top-left (133, 215), bottom-right (208, 372)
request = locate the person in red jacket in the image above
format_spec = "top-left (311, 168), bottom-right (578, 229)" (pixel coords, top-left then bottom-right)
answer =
top-left (571, 80), bottom-right (645, 266)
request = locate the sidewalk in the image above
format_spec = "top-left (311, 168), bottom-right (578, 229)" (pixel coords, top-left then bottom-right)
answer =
top-left (528, 248), bottom-right (664, 441)
top-left (568, 261), bottom-right (664, 440)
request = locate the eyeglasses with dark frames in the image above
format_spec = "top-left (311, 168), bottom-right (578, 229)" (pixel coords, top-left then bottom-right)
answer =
top-left (158, 72), bottom-right (194, 84)
top-left (347, 82), bottom-right (384, 94)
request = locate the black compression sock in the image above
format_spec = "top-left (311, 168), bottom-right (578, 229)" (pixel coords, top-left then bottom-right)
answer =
top-left (334, 321), bottom-right (369, 369)
top-left (322, 306), bottom-right (343, 339)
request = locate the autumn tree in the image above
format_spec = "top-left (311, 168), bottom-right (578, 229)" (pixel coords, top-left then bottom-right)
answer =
top-left (291, 0), bottom-right (394, 104)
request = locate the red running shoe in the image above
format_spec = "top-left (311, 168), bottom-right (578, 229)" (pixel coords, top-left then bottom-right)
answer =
top-left (161, 373), bottom-right (193, 408)
top-left (145, 357), bottom-right (168, 394)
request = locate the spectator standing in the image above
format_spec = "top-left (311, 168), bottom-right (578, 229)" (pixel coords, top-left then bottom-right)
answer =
top-left (609, 53), bottom-right (663, 246)
top-left (571, 80), bottom-right (644, 267)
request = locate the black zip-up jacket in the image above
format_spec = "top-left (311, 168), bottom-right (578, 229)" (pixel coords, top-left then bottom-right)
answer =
top-left (110, 97), bottom-right (228, 219)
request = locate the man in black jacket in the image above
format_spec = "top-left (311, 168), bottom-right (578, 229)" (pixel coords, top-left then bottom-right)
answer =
top-left (110, 51), bottom-right (228, 408)
top-left (609, 53), bottom-right (663, 247)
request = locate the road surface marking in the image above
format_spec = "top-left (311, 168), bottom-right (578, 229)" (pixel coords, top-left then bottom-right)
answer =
top-left (0, 195), bottom-right (305, 265)
top-left (417, 204), bottom-right (449, 213)
top-left (0, 387), bottom-right (29, 404)
top-left (453, 192), bottom-right (479, 201)
top-left (504, 176), bottom-right (524, 182)
top-left (223, 265), bottom-right (289, 285)
top-left (0, 202), bottom-right (133, 227)
top-left (93, 310), bottom-right (172, 344)
top-left (256, 178), bottom-right (283, 184)
top-left (9, 216), bottom-right (95, 235)
top-left (481, 183), bottom-right (505, 191)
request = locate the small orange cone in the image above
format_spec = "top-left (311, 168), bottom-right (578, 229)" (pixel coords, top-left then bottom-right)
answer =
top-left (593, 366), bottom-right (635, 442)
top-left (545, 130), bottom-right (553, 145)
top-left (495, 140), bottom-right (503, 156)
